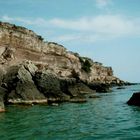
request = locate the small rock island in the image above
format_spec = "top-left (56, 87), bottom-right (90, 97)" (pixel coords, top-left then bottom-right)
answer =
top-left (0, 21), bottom-right (128, 112)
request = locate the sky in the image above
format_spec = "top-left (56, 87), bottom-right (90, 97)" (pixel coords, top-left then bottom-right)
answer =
top-left (0, 0), bottom-right (140, 82)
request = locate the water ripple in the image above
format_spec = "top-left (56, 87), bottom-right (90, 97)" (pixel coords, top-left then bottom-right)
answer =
top-left (0, 85), bottom-right (140, 139)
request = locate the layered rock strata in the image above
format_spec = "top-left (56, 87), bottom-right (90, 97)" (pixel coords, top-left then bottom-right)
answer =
top-left (0, 21), bottom-right (128, 111)
top-left (0, 21), bottom-right (124, 84)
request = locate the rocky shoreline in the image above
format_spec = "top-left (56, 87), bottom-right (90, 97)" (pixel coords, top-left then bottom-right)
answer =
top-left (0, 60), bottom-right (131, 112)
top-left (0, 21), bottom-right (131, 112)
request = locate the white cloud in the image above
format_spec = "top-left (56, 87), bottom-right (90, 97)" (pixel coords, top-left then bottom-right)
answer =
top-left (2, 15), bottom-right (33, 25)
top-left (51, 34), bottom-right (81, 42)
top-left (49, 15), bottom-right (140, 36)
top-left (51, 34), bottom-right (100, 43)
top-left (95, 0), bottom-right (111, 9)
top-left (1, 15), bottom-right (140, 43)
top-left (1, 15), bottom-right (47, 26)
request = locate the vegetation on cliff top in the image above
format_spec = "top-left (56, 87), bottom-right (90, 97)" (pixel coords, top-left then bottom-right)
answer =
top-left (79, 57), bottom-right (92, 73)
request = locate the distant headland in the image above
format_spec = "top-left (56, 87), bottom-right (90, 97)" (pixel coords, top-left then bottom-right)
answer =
top-left (0, 21), bottom-right (130, 112)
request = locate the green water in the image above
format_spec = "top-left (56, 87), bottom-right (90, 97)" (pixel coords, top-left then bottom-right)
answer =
top-left (0, 85), bottom-right (140, 140)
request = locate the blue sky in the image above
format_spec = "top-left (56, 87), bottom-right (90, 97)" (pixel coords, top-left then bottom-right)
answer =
top-left (0, 0), bottom-right (140, 82)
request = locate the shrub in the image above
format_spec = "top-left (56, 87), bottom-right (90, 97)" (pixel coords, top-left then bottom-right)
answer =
top-left (81, 59), bottom-right (92, 73)
top-left (38, 35), bottom-right (44, 41)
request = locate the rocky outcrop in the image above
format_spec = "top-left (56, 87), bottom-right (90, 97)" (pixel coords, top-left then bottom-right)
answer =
top-left (34, 71), bottom-right (70, 102)
top-left (3, 62), bottom-right (47, 105)
top-left (0, 21), bottom-right (125, 85)
top-left (0, 21), bottom-right (129, 111)
top-left (87, 82), bottom-right (111, 93)
top-left (0, 61), bottom-right (95, 108)
top-left (127, 92), bottom-right (140, 106)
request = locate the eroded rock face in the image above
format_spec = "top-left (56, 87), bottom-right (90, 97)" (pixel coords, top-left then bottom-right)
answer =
top-left (23, 60), bottom-right (38, 76)
top-left (0, 21), bottom-right (125, 85)
top-left (127, 92), bottom-right (140, 106)
top-left (0, 22), bottom-right (43, 52)
top-left (3, 62), bottom-right (46, 104)
top-left (1, 61), bottom-right (93, 107)
top-left (88, 83), bottom-right (111, 93)
top-left (0, 21), bottom-right (128, 111)
top-left (34, 71), bottom-right (70, 102)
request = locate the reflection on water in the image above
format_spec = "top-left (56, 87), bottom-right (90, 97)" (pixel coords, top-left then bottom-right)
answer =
top-left (0, 85), bottom-right (140, 140)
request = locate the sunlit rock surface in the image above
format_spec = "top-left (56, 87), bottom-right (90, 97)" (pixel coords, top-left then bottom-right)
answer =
top-left (0, 21), bottom-right (128, 111)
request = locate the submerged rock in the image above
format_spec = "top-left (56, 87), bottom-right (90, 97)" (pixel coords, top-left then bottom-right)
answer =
top-left (127, 92), bottom-right (140, 106)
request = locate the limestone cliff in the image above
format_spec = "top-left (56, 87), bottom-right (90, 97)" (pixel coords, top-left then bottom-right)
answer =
top-left (0, 21), bottom-right (129, 112)
top-left (0, 21), bottom-right (123, 85)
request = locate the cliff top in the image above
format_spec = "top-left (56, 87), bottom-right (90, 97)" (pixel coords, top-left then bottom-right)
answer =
top-left (0, 21), bottom-right (44, 41)
top-left (0, 21), bottom-right (112, 70)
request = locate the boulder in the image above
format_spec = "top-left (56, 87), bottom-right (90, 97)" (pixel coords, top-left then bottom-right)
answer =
top-left (23, 60), bottom-right (38, 76)
top-left (75, 83), bottom-right (95, 94)
top-left (3, 66), bottom-right (19, 90)
top-left (127, 92), bottom-right (140, 106)
top-left (67, 83), bottom-right (94, 96)
top-left (34, 71), bottom-right (70, 102)
top-left (59, 78), bottom-right (76, 95)
top-left (3, 64), bottom-right (46, 104)
top-left (60, 78), bottom-right (94, 96)
top-left (88, 83), bottom-right (111, 93)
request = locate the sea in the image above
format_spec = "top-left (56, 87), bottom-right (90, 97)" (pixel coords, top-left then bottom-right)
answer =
top-left (0, 85), bottom-right (140, 140)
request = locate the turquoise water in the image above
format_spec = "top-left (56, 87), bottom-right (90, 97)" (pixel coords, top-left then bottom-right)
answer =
top-left (0, 85), bottom-right (140, 140)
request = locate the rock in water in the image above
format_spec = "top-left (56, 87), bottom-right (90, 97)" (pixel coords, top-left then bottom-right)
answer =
top-left (88, 83), bottom-right (111, 93)
top-left (3, 63), bottom-right (47, 104)
top-left (127, 92), bottom-right (140, 106)
top-left (34, 71), bottom-right (70, 102)
top-left (0, 21), bottom-right (129, 111)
